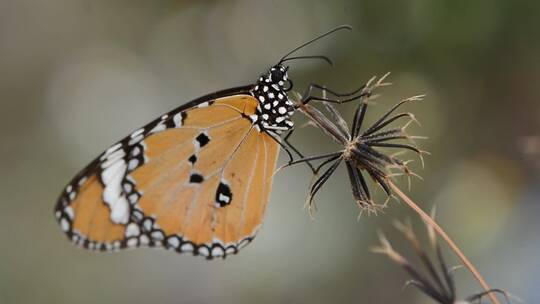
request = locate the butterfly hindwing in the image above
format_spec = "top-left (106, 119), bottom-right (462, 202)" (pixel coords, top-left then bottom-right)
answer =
top-left (55, 93), bottom-right (280, 258)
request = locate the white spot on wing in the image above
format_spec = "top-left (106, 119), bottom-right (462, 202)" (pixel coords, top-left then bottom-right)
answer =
top-left (151, 230), bottom-right (164, 241)
top-left (130, 128), bottom-right (144, 138)
top-left (150, 122), bottom-right (166, 133)
top-left (64, 206), bottom-right (74, 220)
top-left (173, 113), bottom-right (183, 127)
top-left (60, 218), bottom-right (70, 232)
top-left (211, 247), bottom-right (224, 257)
top-left (68, 191), bottom-right (76, 201)
top-left (219, 193), bottom-right (230, 203)
top-left (139, 234), bottom-right (150, 246)
top-left (127, 238), bottom-right (138, 248)
top-left (110, 196), bottom-right (130, 224)
top-left (143, 219), bottom-right (153, 231)
top-left (128, 159), bottom-right (139, 171)
top-left (181, 243), bottom-right (194, 252)
top-left (128, 193), bottom-right (139, 204)
top-left (131, 146), bottom-right (140, 156)
top-left (105, 143), bottom-right (122, 155)
top-left (198, 246), bottom-right (209, 257)
top-left (125, 223), bottom-right (141, 237)
top-left (167, 237), bottom-right (180, 248)
top-left (100, 150), bottom-right (131, 225)
top-left (102, 162), bottom-right (125, 195)
top-left (128, 134), bottom-right (143, 146)
top-left (101, 149), bottom-right (125, 168)
top-left (78, 176), bottom-right (88, 186)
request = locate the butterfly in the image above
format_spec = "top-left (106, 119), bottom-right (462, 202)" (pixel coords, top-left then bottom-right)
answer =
top-left (54, 26), bottom-right (357, 259)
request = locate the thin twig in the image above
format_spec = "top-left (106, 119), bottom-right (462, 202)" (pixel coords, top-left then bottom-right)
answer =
top-left (388, 180), bottom-right (501, 304)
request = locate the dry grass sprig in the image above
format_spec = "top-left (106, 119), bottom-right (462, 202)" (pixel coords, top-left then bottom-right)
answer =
top-left (372, 216), bottom-right (512, 304)
top-left (388, 183), bottom-right (502, 304)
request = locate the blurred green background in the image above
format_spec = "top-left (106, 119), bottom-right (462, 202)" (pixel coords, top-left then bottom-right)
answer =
top-left (1, 1), bottom-right (539, 303)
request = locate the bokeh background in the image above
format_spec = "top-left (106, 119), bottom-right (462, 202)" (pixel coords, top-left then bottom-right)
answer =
top-left (1, 1), bottom-right (539, 303)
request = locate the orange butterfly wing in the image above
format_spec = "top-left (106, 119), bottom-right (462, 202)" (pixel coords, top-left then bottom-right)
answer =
top-left (55, 94), bottom-right (280, 258)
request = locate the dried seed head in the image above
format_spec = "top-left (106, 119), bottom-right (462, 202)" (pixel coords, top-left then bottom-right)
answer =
top-left (292, 75), bottom-right (428, 215)
top-left (372, 218), bottom-right (513, 304)
top-left (345, 90), bottom-right (428, 213)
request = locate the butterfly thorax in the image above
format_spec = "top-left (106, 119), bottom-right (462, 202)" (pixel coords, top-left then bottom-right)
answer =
top-left (252, 65), bottom-right (295, 134)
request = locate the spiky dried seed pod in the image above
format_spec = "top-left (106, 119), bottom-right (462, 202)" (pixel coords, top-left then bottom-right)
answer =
top-left (287, 74), bottom-right (427, 216)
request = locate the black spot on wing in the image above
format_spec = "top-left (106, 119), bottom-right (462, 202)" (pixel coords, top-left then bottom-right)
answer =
top-left (195, 133), bottom-right (210, 148)
top-left (215, 182), bottom-right (232, 207)
top-left (189, 173), bottom-right (204, 184)
top-left (188, 154), bottom-right (197, 165)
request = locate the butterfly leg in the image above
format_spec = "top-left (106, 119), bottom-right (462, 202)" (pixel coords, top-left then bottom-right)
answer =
top-left (283, 129), bottom-right (317, 174)
top-left (301, 83), bottom-right (370, 105)
top-left (266, 129), bottom-right (322, 175)
top-left (301, 73), bottom-right (393, 106)
top-left (264, 130), bottom-right (297, 164)
top-left (280, 152), bottom-right (342, 171)
top-left (305, 83), bottom-right (365, 99)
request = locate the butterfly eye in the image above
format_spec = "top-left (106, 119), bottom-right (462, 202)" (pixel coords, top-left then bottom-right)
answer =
top-left (271, 69), bottom-right (285, 82)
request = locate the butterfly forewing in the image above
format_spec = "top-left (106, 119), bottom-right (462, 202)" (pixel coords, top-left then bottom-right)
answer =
top-left (55, 94), bottom-right (280, 259)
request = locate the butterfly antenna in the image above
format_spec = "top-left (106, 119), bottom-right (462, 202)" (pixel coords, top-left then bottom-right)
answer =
top-left (280, 55), bottom-right (334, 66)
top-left (278, 25), bottom-right (352, 64)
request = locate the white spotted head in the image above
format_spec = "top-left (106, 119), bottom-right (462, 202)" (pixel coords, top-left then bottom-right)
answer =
top-left (252, 64), bottom-right (295, 133)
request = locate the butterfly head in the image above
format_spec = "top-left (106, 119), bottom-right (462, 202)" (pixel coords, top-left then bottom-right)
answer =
top-left (270, 64), bottom-right (289, 86)
top-left (252, 64), bottom-right (295, 134)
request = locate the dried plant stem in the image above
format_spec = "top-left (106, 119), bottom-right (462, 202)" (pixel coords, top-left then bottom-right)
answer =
top-left (388, 181), bottom-right (500, 304)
